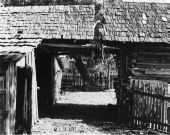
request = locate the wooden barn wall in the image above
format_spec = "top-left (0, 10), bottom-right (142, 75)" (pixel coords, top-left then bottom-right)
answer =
top-left (131, 47), bottom-right (170, 82)
top-left (118, 46), bottom-right (132, 117)
top-left (131, 46), bottom-right (170, 133)
top-left (119, 46), bottom-right (170, 133)
top-left (5, 62), bottom-right (17, 134)
top-left (16, 50), bottom-right (39, 132)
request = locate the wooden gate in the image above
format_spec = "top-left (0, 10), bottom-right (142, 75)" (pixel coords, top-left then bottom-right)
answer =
top-left (130, 78), bottom-right (170, 133)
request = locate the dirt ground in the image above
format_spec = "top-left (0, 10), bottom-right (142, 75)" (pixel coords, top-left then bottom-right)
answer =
top-left (56, 90), bottom-right (117, 105)
top-left (32, 91), bottom-right (159, 135)
top-left (32, 118), bottom-right (152, 135)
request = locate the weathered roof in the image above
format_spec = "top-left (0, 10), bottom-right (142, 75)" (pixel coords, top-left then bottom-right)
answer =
top-left (103, 0), bottom-right (169, 43)
top-left (0, 39), bottom-right (42, 47)
top-left (0, 39), bottom-right (42, 61)
top-left (0, 5), bottom-right (95, 59)
top-left (0, 1), bottom-right (169, 55)
top-left (0, 5), bottom-right (95, 40)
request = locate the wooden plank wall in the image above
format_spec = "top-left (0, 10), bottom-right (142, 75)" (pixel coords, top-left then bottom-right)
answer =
top-left (117, 46), bottom-right (132, 119)
top-left (25, 50), bottom-right (39, 131)
top-left (17, 50), bottom-right (39, 132)
top-left (131, 47), bottom-right (170, 81)
top-left (5, 62), bottom-right (17, 134)
top-left (130, 46), bottom-right (170, 133)
top-left (30, 51), bottom-right (39, 127)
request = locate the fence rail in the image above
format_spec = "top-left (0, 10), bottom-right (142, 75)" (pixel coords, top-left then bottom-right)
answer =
top-left (62, 72), bottom-right (117, 91)
top-left (130, 78), bottom-right (170, 133)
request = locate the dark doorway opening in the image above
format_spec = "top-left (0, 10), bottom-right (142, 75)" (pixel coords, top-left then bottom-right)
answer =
top-left (35, 48), bottom-right (53, 117)
top-left (15, 66), bottom-right (33, 134)
top-left (15, 68), bottom-right (25, 133)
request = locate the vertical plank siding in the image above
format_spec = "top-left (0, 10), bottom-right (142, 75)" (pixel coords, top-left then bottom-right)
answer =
top-left (25, 50), bottom-right (39, 131)
top-left (5, 62), bottom-right (17, 134)
top-left (16, 50), bottom-right (39, 132)
top-left (118, 47), bottom-right (132, 118)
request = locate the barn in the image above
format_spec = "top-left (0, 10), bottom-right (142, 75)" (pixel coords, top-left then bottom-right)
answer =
top-left (0, 0), bottom-right (169, 134)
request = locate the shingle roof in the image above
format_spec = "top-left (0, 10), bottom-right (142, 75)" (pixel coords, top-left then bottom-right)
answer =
top-left (0, 38), bottom-right (42, 60)
top-left (0, 46), bottom-right (34, 55)
top-left (0, 39), bottom-right (42, 47)
top-left (103, 0), bottom-right (169, 43)
top-left (0, 5), bottom-right (95, 58)
top-left (0, 1), bottom-right (169, 55)
top-left (0, 5), bottom-right (95, 40)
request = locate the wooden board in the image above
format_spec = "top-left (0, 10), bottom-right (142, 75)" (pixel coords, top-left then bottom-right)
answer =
top-left (131, 78), bottom-right (170, 133)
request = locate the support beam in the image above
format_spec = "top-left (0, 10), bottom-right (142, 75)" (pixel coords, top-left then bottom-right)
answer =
top-left (51, 56), bottom-right (62, 105)
top-left (41, 43), bottom-right (87, 49)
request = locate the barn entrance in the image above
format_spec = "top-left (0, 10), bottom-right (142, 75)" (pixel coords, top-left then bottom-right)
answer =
top-left (35, 40), bottom-right (119, 118)
top-left (33, 41), bottom-right (154, 134)
top-left (33, 40), bottom-right (124, 134)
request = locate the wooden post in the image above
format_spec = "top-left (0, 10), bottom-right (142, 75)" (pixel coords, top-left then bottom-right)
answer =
top-left (168, 107), bottom-right (170, 132)
top-left (112, 74), bottom-right (114, 89)
top-left (52, 56), bottom-right (62, 105)
top-left (108, 64), bottom-right (111, 89)
top-left (167, 86), bottom-right (170, 132)
top-left (30, 51), bottom-right (39, 126)
top-left (118, 48), bottom-right (123, 108)
top-left (52, 55), bottom-right (57, 105)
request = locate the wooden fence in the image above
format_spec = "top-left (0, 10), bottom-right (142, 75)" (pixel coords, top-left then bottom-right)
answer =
top-left (130, 78), bottom-right (170, 133)
top-left (62, 71), bottom-right (117, 91)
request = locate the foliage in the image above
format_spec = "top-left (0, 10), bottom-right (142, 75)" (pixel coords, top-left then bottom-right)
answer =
top-left (87, 54), bottom-right (117, 76)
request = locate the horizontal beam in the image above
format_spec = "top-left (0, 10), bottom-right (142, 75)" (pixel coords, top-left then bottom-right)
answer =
top-left (41, 43), bottom-right (120, 50)
top-left (138, 52), bottom-right (170, 56)
top-left (136, 62), bottom-right (170, 66)
top-left (41, 43), bottom-right (87, 49)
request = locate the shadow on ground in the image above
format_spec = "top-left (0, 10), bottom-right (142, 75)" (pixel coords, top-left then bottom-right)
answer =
top-left (38, 103), bottom-right (142, 134)
top-left (52, 103), bottom-right (118, 121)
top-left (35, 103), bottom-right (157, 134)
